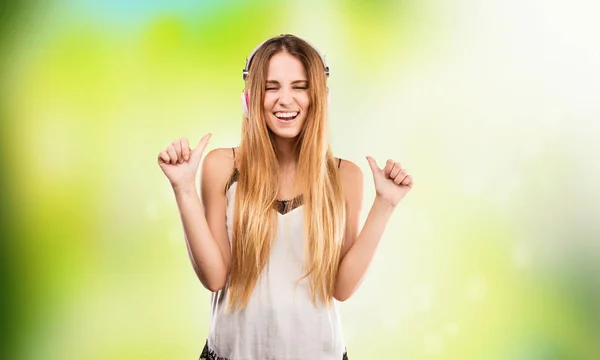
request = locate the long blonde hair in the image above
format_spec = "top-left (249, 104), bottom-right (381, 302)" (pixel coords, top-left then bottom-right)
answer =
top-left (228, 35), bottom-right (346, 311)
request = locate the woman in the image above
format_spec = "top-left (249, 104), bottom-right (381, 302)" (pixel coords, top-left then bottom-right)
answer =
top-left (157, 34), bottom-right (413, 360)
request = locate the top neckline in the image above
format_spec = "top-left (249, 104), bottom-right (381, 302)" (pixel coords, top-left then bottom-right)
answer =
top-left (226, 168), bottom-right (304, 215)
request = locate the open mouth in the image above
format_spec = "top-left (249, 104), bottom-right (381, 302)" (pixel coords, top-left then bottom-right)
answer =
top-left (273, 111), bottom-right (299, 121)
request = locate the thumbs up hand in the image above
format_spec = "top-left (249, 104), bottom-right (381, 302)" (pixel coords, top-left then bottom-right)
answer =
top-left (366, 156), bottom-right (413, 208)
top-left (158, 133), bottom-right (212, 188)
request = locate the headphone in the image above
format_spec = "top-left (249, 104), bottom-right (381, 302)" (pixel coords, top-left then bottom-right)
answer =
top-left (241, 35), bottom-right (330, 117)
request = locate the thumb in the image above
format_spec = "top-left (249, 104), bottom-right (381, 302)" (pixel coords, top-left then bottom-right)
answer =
top-left (366, 156), bottom-right (382, 176)
top-left (191, 133), bottom-right (212, 160)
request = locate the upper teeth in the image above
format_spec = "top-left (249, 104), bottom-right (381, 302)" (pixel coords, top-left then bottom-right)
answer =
top-left (275, 112), bottom-right (298, 119)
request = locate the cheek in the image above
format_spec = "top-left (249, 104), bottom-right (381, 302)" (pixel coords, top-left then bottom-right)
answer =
top-left (299, 93), bottom-right (311, 108)
top-left (263, 93), bottom-right (277, 108)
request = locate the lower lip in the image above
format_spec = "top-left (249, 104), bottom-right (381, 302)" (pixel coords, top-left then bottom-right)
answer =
top-left (275, 115), bottom-right (298, 124)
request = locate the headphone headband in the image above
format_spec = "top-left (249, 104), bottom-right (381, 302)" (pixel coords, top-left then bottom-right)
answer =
top-left (242, 35), bottom-right (330, 80)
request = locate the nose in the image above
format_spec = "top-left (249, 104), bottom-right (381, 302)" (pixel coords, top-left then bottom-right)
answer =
top-left (278, 88), bottom-right (293, 106)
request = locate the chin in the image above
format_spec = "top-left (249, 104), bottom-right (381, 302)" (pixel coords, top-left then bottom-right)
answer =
top-left (270, 128), bottom-right (302, 139)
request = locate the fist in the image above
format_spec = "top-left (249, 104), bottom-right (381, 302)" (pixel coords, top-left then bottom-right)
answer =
top-left (366, 156), bottom-right (413, 208)
top-left (158, 133), bottom-right (211, 188)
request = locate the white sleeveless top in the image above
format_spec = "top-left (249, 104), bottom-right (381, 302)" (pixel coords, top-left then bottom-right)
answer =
top-left (203, 174), bottom-right (347, 360)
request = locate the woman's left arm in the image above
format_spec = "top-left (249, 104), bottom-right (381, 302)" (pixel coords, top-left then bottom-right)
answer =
top-left (334, 157), bottom-right (414, 302)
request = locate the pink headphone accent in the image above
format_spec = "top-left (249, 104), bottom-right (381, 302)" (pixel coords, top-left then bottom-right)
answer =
top-left (241, 90), bottom-right (250, 118)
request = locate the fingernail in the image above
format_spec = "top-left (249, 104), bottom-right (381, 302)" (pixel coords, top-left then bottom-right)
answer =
top-left (185, 155), bottom-right (189, 161)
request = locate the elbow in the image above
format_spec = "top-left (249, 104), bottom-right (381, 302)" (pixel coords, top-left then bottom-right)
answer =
top-left (333, 289), bottom-right (352, 302)
top-left (199, 272), bottom-right (227, 293)
top-left (204, 279), bottom-right (226, 292)
top-left (206, 283), bottom-right (225, 292)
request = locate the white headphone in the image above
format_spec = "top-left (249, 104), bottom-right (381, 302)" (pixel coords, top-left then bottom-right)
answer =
top-left (241, 35), bottom-right (330, 117)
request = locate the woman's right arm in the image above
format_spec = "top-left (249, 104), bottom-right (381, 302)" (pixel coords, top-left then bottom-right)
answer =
top-left (173, 148), bottom-right (232, 292)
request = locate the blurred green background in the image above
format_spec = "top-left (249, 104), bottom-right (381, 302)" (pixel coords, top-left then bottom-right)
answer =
top-left (1, 0), bottom-right (599, 359)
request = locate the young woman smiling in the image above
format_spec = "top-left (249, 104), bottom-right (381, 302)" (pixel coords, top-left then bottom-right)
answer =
top-left (157, 34), bottom-right (414, 360)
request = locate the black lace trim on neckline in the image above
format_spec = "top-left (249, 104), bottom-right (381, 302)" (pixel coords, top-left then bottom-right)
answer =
top-left (224, 168), bottom-right (304, 215)
top-left (199, 340), bottom-right (349, 360)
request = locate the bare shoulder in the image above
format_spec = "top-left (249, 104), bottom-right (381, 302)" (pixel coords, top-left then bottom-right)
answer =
top-left (338, 158), bottom-right (363, 188)
top-left (203, 147), bottom-right (235, 165)
top-left (201, 147), bottom-right (237, 190)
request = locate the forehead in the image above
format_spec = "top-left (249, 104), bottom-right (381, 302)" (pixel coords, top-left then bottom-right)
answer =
top-left (267, 52), bottom-right (307, 80)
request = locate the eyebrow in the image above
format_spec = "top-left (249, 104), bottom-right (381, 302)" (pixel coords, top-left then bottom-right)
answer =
top-left (265, 80), bottom-right (308, 85)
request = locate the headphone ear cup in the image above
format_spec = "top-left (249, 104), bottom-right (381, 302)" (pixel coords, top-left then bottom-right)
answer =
top-left (241, 91), bottom-right (249, 117)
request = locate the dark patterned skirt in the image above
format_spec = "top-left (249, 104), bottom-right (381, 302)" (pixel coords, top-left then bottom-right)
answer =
top-left (200, 340), bottom-right (349, 360)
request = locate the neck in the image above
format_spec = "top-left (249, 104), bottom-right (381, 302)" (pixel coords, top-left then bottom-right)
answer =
top-left (273, 136), bottom-right (297, 171)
